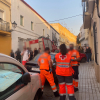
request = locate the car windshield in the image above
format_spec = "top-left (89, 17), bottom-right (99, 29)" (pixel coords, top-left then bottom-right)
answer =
top-left (33, 53), bottom-right (55, 62)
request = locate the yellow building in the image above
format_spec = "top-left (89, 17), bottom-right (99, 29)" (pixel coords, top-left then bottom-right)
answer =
top-left (0, 0), bottom-right (11, 55)
top-left (50, 23), bottom-right (77, 47)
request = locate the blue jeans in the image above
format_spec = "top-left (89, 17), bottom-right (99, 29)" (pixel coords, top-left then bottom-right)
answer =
top-left (86, 53), bottom-right (91, 62)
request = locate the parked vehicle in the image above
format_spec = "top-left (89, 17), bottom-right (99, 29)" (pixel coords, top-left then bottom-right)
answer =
top-left (25, 53), bottom-right (58, 83)
top-left (0, 53), bottom-right (42, 100)
top-left (79, 52), bottom-right (87, 63)
top-left (25, 37), bottom-right (58, 52)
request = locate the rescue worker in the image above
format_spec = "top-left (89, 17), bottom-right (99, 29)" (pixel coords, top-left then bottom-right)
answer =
top-left (68, 44), bottom-right (80, 92)
top-left (37, 47), bottom-right (59, 97)
top-left (55, 44), bottom-right (76, 100)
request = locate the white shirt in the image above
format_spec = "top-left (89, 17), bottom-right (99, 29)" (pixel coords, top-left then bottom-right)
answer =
top-left (22, 50), bottom-right (29, 61)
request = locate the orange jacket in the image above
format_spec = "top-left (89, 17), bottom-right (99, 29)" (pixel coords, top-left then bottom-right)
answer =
top-left (68, 50), bottom-right (80, 66)
top-left (38, 53), bottom-right (51, 70)
top-left (55, 53), bottom-right (74, 76)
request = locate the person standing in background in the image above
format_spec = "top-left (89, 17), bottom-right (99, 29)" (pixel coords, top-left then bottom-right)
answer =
top-left (15, 49), bottom-right (21, 63)
top-left (85, 46), bottom-right (92, 62)
top-left (29, 48), bottom-right (33, 61)
top-left (21, 47), bottom-right (30, 66)
top-left (38, 48), bottom-right (42, 53)
top-left (34, 48), bottom-right (38, 57)
top-left (10, 50), bottom-right (14, 58)
top-left (68, 44), bottom-right (80, 92)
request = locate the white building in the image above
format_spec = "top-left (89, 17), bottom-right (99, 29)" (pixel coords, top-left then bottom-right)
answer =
top-left (79, 25), bottom-right (88, 47)
top-left (50, 26), bottom-right (60, 47)
top-left (11, 0), bottom-right (59, 52)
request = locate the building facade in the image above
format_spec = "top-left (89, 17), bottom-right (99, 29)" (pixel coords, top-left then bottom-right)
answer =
top-left (50, 26), bottom-right (60, 47)
top-left (11, 0), bottom-right (52, 52)
top-left (51, 23), bottom-right (77, 47)
top-left (82, 0), bottom-right (100, 82)
top-left (79, 25), bottom-right (89, 47)
top-left (0, 0), bottom-right (11, 55)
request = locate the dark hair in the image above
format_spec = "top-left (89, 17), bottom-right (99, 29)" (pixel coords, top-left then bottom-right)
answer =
top-left (45, 47), bottom-right (50, 52)
top-left (60, 44), bottom-right (67, 55)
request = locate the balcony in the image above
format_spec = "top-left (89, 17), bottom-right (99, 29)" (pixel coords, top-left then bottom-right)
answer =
top-left (0, 19), bottom-right (10, 35)
top-left (84, 12), bottom-right (91, 29)
top-left (79, 34), bottom-right (85, 42)
top-left (79, 25), bottom-right (85, 42)
top-left (82, 0), bottom-right (94, 29)
top-left (82, 0), bottom-right (87, 2)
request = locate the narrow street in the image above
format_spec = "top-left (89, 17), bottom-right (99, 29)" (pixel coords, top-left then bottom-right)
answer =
top-left (40, 62), bottom-right (100, 100)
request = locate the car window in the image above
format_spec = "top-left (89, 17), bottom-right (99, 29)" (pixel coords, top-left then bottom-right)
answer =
top-left (0, 63), bottom-right (24, 100)
top-left (33, 54), bottom-right (42, 61)
top-left (50, 54), bottom-right (55, 60)
top-left (33, 53), bottom-right (55, 62)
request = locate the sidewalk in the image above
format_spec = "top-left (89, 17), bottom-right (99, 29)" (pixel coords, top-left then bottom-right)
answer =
top-left (74, 62), bottom-right (100, 100)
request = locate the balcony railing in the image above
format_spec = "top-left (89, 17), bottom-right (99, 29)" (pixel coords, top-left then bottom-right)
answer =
top-left (0, 20), bottom-right (10, 32)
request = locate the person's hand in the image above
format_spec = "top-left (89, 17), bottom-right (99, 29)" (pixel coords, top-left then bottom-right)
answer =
top-left (71, 59), bottom-right (75, 61)
top-left (50, 68), bottom-right (52, 73)
top-left (26, 59), bottom-right (29, 62)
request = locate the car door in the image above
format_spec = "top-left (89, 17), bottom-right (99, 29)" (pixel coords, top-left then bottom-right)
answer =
top-left (0, 63), bottom-right (32, 100)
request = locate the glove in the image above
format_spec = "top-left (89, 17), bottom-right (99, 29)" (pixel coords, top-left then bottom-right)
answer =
top-left (71, 59), bottom-right (74, 61)
top-left (50, 68), bottom-right (52, 73)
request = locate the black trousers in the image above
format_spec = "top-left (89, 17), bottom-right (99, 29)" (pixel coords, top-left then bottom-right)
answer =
top-left (16, 58), bottom-right (21, 63)
top-left (72, 66), bottom-right (79, 89)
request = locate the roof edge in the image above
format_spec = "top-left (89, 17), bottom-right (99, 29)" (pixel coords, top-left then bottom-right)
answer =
top-left (20, 0), bottom-right (50, 26)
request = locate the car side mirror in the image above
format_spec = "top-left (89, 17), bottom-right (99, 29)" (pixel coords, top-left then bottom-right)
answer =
top-left (22, 72), bottom-right (31, 85)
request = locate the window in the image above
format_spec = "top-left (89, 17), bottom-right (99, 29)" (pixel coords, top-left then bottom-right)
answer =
top-left (31, 22), bottom-right (34, 30)
top-left (20, 15), bottom-right (24, 26)
top-left (0, 63), bottom-right (24, 100)
top-left (43, 29), bottom-right (44, 36)
top-left (0, 9), bottom-right (4, 19)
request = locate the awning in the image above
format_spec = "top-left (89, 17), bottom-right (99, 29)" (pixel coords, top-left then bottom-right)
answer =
top-left (84, 12), bottom-right (91, 29)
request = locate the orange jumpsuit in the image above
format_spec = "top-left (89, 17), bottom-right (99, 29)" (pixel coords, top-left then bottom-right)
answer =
top-left (55, 53), bottom-right (76, 100)
top-left (38, 53), bottom-right (57, 92)
top-left (68, 50), bottom-right (80, 90)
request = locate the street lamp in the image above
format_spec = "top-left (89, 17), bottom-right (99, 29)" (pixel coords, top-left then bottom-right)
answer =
top-left (12, 21), bottom-right (17, 29)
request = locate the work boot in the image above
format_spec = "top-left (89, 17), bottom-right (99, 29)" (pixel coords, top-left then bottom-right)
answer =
top-left (60, 95), bottom-right (66, 100)
top-left (74, 88), bottom-right (79, 92)
top-left (69, 96), bottom-right (76, 100)
top-left (54, 91), bottom-right (60, 97)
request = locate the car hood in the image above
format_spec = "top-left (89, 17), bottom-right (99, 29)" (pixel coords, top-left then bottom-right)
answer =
top-left (26, 60), bottom-right (37, 65)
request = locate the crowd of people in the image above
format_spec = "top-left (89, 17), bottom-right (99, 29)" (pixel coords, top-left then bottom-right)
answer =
top-left (10, 47), bottom-right (42, 65)
top-left (78, 46), bottom-right (92, 62)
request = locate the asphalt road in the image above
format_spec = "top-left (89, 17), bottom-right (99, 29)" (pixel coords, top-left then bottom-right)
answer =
top-left (40, 84), bottom-right (60, 100)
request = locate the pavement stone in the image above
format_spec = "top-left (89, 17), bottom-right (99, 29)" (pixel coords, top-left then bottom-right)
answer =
top-left (40, 62), bottom-right (100, 100)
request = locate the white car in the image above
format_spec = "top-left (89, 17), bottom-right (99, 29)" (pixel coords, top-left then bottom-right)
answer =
top-left (0, 53), bottom-right (42, 100)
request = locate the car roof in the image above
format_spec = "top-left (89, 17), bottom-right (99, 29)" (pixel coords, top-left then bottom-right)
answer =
top-left (38, 52), bottom-right (57, 55)
top-left (50, 52), bottom-right (57, 55)
top-left (0, 53), bottom-right (28, 72)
